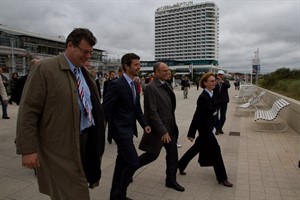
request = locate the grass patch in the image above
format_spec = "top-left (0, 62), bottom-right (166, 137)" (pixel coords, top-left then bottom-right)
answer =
top-left (258, 68), bottom-right (300, 101)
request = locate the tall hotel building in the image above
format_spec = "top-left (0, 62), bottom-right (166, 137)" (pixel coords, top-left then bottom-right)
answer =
top-left (155, 1), bottom-right (219, 68)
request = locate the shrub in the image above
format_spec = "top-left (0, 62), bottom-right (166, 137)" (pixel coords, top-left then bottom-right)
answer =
top-left (258, 68), bottom-right (300, 101)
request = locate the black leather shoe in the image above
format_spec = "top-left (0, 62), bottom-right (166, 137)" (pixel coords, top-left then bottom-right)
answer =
top-left (178, 169), bottom-right (186, 175)
top-left (166, 182), bottom-right (185, 192)
top-left (178, 164), bottom-right (186, 175)
top-left (110, 192), bottom-right (133, 200)
top-left (2, 116), bottom-right (10, 119)
top-left (219, 180), bottom-right (233, 187)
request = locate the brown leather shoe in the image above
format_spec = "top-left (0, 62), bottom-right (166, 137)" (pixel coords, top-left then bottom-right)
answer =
top-left (219, 180), bottom-right (233, 187)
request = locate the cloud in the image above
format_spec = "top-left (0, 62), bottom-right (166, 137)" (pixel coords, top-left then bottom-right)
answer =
top-left (0, 0), bottom-right (299, 73)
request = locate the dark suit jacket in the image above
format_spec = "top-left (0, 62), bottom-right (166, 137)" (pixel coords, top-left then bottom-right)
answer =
top-left (102, 75), bottom-right (147, 140)
top-left (213, 80), bottom-right (230, 106)
top-left (95, 78), bottom-right (101, 99)
top-left (13, 74), bottom-right (28, 105)
top-left (81, 68), bottom-right (106, 186)
top-left (103, 78), bottom-right (116, 99)
top-left (187, 89), bottom-right (220, 166)
top-left (139, 77), bottom-right (179, 153)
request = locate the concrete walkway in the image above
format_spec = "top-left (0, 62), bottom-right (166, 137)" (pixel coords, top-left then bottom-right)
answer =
top-left (1, 84), bottom-right (300, 200)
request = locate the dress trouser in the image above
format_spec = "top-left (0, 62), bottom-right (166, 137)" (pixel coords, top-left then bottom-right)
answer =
top-left (178, 137), bottom-right (200, 171)
top-left (110, 138), bottom-right (139, 200)
top-left (178, 137), bottom-right (228, 182)
top-left (0, 96), bottom-right (8, 117)
top-left (213, 145), bottom-right (228, 182)
top-left (183, 87), bottom-right (189, 98)
top-left (138, 137), bottom-right (178, 184)
top-left (215, 103), bottom-right (228, 130)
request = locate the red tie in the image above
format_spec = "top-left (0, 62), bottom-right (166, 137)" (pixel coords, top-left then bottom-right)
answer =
top-left (74, 68), bottom-right (92, 123)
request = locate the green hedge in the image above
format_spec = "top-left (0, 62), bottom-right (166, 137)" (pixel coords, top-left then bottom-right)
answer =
top-left (258, 68), bottom-right (300, 101)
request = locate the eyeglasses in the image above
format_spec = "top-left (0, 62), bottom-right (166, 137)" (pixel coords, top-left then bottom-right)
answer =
top-left (158, 69), bottom-right (169, 73)
top-left (207, 79), bottom-right (216, 82)
top-left (74, 45), bottom-right (94, 56)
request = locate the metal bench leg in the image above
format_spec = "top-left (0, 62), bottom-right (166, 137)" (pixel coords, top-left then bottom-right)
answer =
top-left (255, 120), bottom-right (288, 132)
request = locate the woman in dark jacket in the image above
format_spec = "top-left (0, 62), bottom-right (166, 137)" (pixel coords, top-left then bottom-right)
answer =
top-left (178, 72), bottom-right (233, 187)
top-left (8, 72), bottom-right (18, 104)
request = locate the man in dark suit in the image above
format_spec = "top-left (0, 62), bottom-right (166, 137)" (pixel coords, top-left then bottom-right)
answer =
top-left (136, 62), bottom-right (185, 192)
top-left (102, 70), bottom-right (117, 144)
top-left (103, 70), bottom-right (116, 98)
top-left (213, 70), bottom-right (230, 135)
top-left (102, 53), bottom-right (151, 200)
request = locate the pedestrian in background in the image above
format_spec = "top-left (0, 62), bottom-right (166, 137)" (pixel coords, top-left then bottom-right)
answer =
top-left (12, 58), bottom-right (40, 105)
top-left (103, 70), bottom-right (117, 99)
top-left (8, 72), bottom-right (19, 105)
top-left (181, 75), bottom-right (190, 99)
top-left (213, 70), bottom-right (230, 135)
top-left (0, 75), bottom-right (8, 119)
top-left (0, 67), bottom-right (9, 119)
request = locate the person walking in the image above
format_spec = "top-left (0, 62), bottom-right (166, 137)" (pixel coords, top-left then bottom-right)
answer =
top-left (137, 62), bottom-right (185, 192)
top-left (8, 72), bottom-right (18, 104)
top-left (102, 53), bottom-right (151, 200)
top-left (0, 75), bottom-right (8, 119)
top-left (178, 72), bottom-right (233, 187)
top-left (213, 70), bottom-right (230, 134)
top-left (12, 58), bottom-right (40, 105)
top-left (181, 75), bottom-right (190, 99)
top-left (0, 67), bottom-right (9, 119)
top-left (103, 70), bottom-right (117, 98)
top-left (102, 70), bottom-right (118, 144)
top-left (16, 28), bottom-right (106, 200)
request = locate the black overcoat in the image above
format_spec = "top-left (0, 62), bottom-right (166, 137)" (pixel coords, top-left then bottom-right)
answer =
top-left (187, 89), bottom-right (222, 166)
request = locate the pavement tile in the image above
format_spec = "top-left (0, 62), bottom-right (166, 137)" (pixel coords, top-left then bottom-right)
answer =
top-left (1, 83), bottom-right (299, 200)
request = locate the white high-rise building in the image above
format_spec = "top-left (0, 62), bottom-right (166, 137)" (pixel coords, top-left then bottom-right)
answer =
top-left (155, 1), bottom-right (219, 63)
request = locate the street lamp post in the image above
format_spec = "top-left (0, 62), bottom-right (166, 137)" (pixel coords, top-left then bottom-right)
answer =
top-left (10, 38), bottom-right (16, 76)
top-left (247, 58), bottom-right (252, 84)
top-left (252, 48), bottom-right (260, 85)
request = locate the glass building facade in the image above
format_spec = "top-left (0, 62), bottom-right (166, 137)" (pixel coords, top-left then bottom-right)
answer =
top-left (155, 1), bottom-right (219, 64)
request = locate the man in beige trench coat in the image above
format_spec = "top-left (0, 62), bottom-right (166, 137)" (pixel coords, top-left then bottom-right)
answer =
top-left (16, 28), bottom-right (105, 200)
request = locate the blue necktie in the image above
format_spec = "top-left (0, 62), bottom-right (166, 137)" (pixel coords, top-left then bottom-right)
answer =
top-left (131, 81), bottom-right (136, 104)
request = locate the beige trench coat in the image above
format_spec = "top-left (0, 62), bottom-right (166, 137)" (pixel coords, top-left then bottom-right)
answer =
top-left (0, 75), bottom-right (8, 100)
top-left (16, 54), bottom-right (103, 200)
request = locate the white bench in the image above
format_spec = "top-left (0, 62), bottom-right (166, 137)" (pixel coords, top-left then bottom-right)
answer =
top-left (254, 98), bottom-right (290, 132)
top-left (236, 91), bottom-right (265, 116)
top-left (233, 86), bottom-right (257, 103)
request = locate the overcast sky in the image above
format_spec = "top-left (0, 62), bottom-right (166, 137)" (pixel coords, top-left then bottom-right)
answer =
top-left (0, 0), bottom-right (299, 73)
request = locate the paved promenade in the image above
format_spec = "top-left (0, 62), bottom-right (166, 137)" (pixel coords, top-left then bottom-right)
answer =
top-left (1, 84), bottom-right (300, 200)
